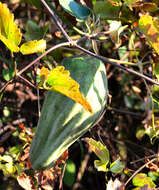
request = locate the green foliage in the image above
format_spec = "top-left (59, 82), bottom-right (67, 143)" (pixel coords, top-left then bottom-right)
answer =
top-left (2, 60), bottom-right (15, 81)
top-left (59, 0), bottom-right (90, 21)
top-left (24, 21), bottom-right (49, 41)
top-left (85, 138), bottom-right (110, 172)
top-left (93, 1), bottom-right (120, 20)
top-left (85, 138), bottom-right (124, 174)
top-left (63, 159), bottom-right (76, 187)
top-left (110, 158), bottom-right (124, 174)
top-left (132, 173), bottom-right (156, 189)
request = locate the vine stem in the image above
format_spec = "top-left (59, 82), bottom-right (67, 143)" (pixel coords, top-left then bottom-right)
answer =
top-left (17, 42), bottom-right (70, 76)
top-left (3, 0), bottom-right (159, 92)
top-left (75, 44), bottom-right (159, 86)
top-left (16, 40), bottom-right (159, 86)
top-left (39, 0), bottom-right (72, 42)
top-left (38, 0), bottom-right (159, 85)
top-left (124, 157), bottom-right (157, 187)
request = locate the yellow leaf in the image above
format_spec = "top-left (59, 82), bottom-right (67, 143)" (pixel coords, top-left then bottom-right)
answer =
top-left (139, 15), bottom-right (159, 55)
top-left (0, 2), bottom-right (22, 52)
top-left (40, 66), bottom-right (50, 81)
top-left (20, 39), bottom-right (46, 55)
top-left (40, 66), bottom-right (93, 113)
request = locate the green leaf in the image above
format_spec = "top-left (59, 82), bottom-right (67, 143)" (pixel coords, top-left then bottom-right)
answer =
top-left (2, 60), bottom-right (15, 81)
top-left (20, 39), bottom-right (46, 55)
top-left (145, 126), bottom-right (159, 144)
top-left (148, 171), bottom-right (159, 182)
top-left (132, 173), bottom-right (156, 188)
top-left (9, 145), bottom-right (23, 156)
top-left (24, 21), bottom-right (49, 41)
top-left (0, 2), bottom-right (22, 52)
top-left (109, 21), bottom-right (128, 47)
top-left (59, 0), bottom-right (90, 21)
top-left (136, 125), bottom-right (145, 140)
top-left (93, 1), bottom-right (120, 20)
top-left (85, 138), bottom-right (110, 172)
top-left (124, 0), bottom-right (136, 6)
top-left (94, 160), bottom-right (108, 172)
top-left (64, 159), bottom-right (76, 187)
top-left (110, 158), bottom-right (124, 173)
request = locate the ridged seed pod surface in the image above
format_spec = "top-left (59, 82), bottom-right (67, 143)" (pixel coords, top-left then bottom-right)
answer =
top-left (29, 56), bottom-right (108, 170)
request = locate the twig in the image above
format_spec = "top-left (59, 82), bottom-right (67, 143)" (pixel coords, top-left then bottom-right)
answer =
top-left (124, 157), bottom-right (157, 187)
top-left (108, 107), bottom-right (145, 117)
top-left (59, 162), bottom-right (66, 190)
top-left (0, 79), bottom-right (14, 94)
top-left (72, 149), bottom-right (92, 190)
top-left (38, 0), bottom-right (156, 83)
top-left (15, 40), bottom-right (159, 88)
top-left (18, 74), bottom-right (36, 89)
top-left (75, 44), bottom-right (159, 86)
top-left (17, 41), bottom-right (71, 76)
top-left (130, 154), bottom-right (159, 164)
top-left (39, 0), bottom-right (71, 42)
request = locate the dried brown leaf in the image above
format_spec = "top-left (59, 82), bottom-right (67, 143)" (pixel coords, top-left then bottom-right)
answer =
top-left (17, 173), bottom-right (36, 190)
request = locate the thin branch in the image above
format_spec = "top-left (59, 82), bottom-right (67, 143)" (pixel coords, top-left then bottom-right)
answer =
top-left (75, 44), bottom-right (159, 86)
top-left (130, 154), bottom-right (159, 164)
top-left (20, 0), bottom-right (158, 86)
top-left (15, 39), bottom-right (159, 86)
top-left (0, 79), bottom-right (14, 94)
top-left (17, 41), bottom-right (71, 76)
top-left (18, 74), bottom-right (36, 89)
top-left (124, 157), bottom-right (157, 187)
top-left (39, 0), bottom-right (71, 42)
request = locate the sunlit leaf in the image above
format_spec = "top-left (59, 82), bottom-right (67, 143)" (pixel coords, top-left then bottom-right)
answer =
top-left (85, 138), bottom-right (109, 172)
top-left (20, 39), bottom-right (46, 55)
top-left (139, 15), bottom-right (159, 55)
top-left (39, 66), bottom-right (93, 113)
top-left (145, 126), bottom-right (159, 144)
top-left (0, 2), bottom-right (22, 52)
top-left (136, 125), bottom-right (145, 140)
top-left (0, 155), bottom-right (16, 176)
top-left (9, 145), bottom-right (23, 157)
top-left (109, 21), bottom-right (128, 47)
top-left (110, 158), bottom-right (124, 173)
top-left (94, 160), bottom-right (109, 172)
top-left (132, 173), bottom-right (156, 188)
